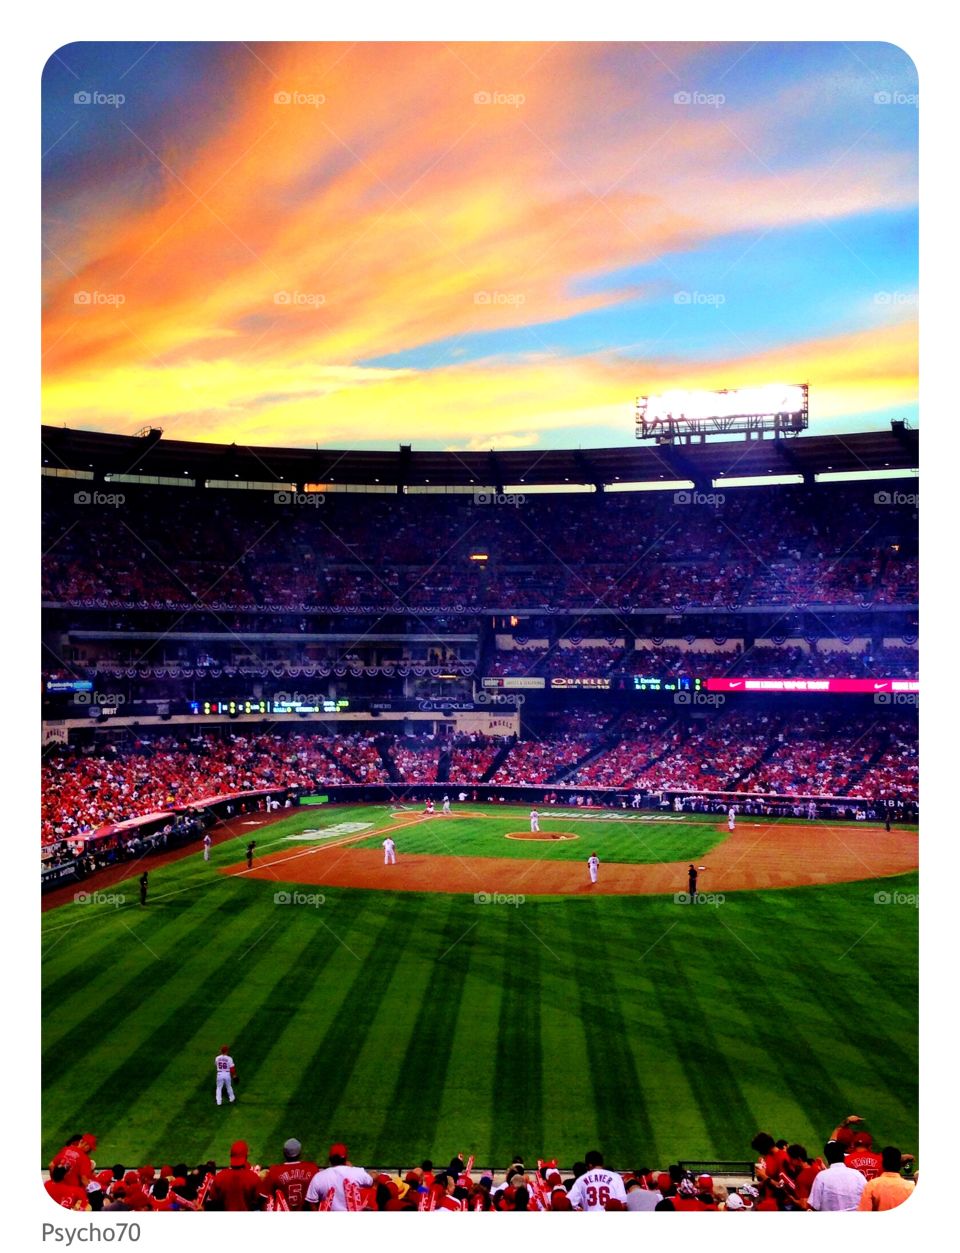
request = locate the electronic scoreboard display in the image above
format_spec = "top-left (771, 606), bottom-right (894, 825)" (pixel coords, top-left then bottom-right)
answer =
top-left (631, 675), bottom-right (704, 692)
top-left (187, 698), bottom-right (350, 715)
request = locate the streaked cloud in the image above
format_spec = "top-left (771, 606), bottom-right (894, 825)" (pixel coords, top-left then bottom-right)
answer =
top-left (42, 41), bottom-right (918, 448)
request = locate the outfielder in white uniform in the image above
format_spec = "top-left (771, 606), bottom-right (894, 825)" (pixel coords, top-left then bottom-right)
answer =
top-left (202, 833), bottom-right (212, 861)
top-left (215, 1046), bottom-right (236, 1105)
top-left (530, 809), bottom-right (540, 833)
top-left (727, 806), bottom-right (736, 832)
top-left (442, 795), bottom-right (451, 814)
top-left (588, 853), bottom-right (600, 884)
top-left (383, 836), bottom-right (397, 865)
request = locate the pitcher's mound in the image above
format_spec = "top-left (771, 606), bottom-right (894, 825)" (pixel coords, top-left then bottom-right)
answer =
top-left (504, 831), bottom-right (579, 841)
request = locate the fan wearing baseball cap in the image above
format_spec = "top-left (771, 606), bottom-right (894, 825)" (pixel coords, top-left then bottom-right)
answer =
top-left (49, 1133), bottom-right (97, 1189)
top-left (259, 1138), bottom-right (319, 1211)
top-left (846, 1131), bottom-right (883, 1180)
top-left (204, 1141), bottom-right (262, 1211)
top-left (304, 1143), bottom-right (373, 1211)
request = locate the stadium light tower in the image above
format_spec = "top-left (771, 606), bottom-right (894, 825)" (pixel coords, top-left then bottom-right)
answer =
top-left (635, 384), bottom-right (808, 444)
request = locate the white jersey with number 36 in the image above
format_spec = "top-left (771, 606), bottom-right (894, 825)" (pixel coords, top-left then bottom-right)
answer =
top-left (568, 1168), bottom-right (627, 1212)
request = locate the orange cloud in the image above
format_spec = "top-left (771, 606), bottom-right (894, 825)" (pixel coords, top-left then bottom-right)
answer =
top-left (42, 43), bottom-right (917, 447)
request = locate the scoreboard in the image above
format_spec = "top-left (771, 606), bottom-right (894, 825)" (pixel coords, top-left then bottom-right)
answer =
top-left (187, 697), bottom-right (350, 715)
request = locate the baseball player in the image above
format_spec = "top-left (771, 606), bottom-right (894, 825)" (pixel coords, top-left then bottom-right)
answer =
top-left (727, 806), bottom-right (736, 832)
top-left (215, 1045), bottom-right (237, 1105)
top-left (529, 808), bottom-right (540, 833)
top-left (442, 795), bottom-right (451, 814)
top-left (588, 852), bottom-right (599, 884)
top-left (202, 833), bottom-right (213, 861)
top-left (139, 871), bottom-right (149, 906)
top-left (567, 1151), bottom-right (627, 1212)
top-left (246, 840), bottom-right (256, 868)
top-left (424, 799), bottom-right (435, 815)
top-left (383, 836), bottom-right (397, 865)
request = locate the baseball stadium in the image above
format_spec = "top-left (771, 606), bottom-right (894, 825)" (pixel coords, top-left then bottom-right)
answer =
top-left (40, 41), bottom-right (918, 1216)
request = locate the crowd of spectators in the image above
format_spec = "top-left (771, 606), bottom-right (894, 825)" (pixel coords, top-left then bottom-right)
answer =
top-left (564, 710), bottom-right (918, 801)
top-left (385, 737), bottom-right (443, 783)
top-left (42, 479), bottom-right (918, 613)
top-left (45, 1118), bottom-right (915, 1212)
top-left (41, 708), bottom-right (919, 851)
top-left (485, 642), bottom-right (918, 680)
top-left (41, 731), bottom-right (382, 843)
top-left (446, 733), bottom-right (509, 781)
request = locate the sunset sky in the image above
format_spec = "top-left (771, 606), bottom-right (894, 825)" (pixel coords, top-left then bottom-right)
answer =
top-left (41, 41), bottom-right (918, 451)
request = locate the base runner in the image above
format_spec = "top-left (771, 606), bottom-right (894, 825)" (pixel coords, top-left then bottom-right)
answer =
top-left (727, 806), bottom-right (736, 832)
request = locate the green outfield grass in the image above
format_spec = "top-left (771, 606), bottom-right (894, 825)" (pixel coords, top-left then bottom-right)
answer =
top-left (41, 804), bottom-right (918, 1169)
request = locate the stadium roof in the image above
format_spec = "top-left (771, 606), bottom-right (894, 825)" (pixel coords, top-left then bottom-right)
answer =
top-left (41, 423), bottom-right (918, 490)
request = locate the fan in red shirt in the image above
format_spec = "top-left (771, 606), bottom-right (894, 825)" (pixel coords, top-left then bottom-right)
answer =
top-left (830, 1114), bottom-right (865, 1150)
top-left (49, 1133), bottom-right (97, 1188)
top-left (205, 1141), bottom-right (262, 1212)
top-left (751, 1132), bottom-right (789, 1203)
top-left (845, 1131), bottom-right (884, 1180)
top-left (259, 1138), bottom-right (319, 1211)
top-left (44, 1166), bottom-right (89, 1210)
